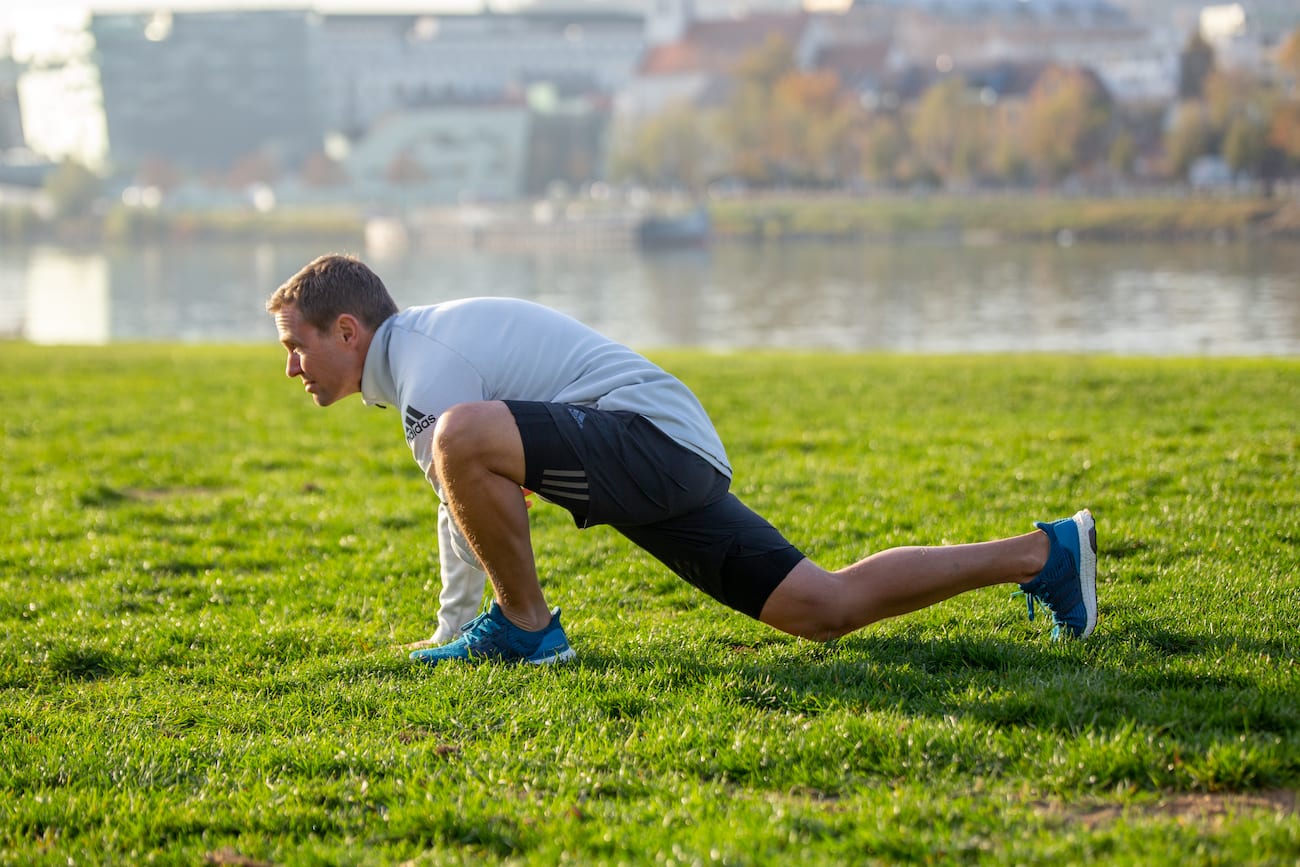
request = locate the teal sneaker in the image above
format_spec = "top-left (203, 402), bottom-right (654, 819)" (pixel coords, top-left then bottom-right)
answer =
top-left (1016, 508), bottom-right (1098, 640)
top-left (409, 601), bottom-right (575, 666)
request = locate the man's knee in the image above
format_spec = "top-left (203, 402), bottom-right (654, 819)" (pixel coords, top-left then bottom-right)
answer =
top-left (432, 401), bottom-right (525, 481)
top-left (760, 565), bottom-right (861, 641)
top-left (433, 402), bottom-right (494, 462)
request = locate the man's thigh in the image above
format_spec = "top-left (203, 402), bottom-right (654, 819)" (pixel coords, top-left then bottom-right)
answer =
top-left (617, 493), bottom-right (806, 620)
top-left (504, 400), bottom-right (727, 527)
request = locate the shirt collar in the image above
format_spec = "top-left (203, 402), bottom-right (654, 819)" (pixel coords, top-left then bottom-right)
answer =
top-left (360, 315), bottom-right (397, 408)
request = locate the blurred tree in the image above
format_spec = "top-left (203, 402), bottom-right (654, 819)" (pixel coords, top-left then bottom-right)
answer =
top-left (1200, 67), bottom-right (1281, 180)
top-left (1164, 103), bottom-right (1212, 179)
top-left (987, 121), bottom-right (1028, 186)
top-left (769, 70), bottom-right (861, 184)
top-left (1207, 70), bottom-right (1279, 147)
top-left (609, 102), bottom-right (717, 193)
top-left (1108, 130), bottom-right (1137, 179)
top-left (1178, 30), bottom-right (1216, 100)
top-left (1222, 115), bottom-right (1268, 177)
top-left (732, 33), bottom-right (797, 96)
top-left (1268, 100), bottom-right (1300, 166)
top-left (1204, 70), bottom-right (1250, 133)
top-left (44, 159), bottom-right (101, 220)
top-left (915, 77), bottom-right (993, 187)
top-left (1022, 66), bottom-right (1111, 183)
top-left (1277, 27), bottom-right (1300, 80)
top-left (910, 77), bottom-right (989, 186)
top-left (1269, 29), bottom-right (1300, 171)
top-left (720, 34), bottom-right (797, 184)
top-left (860, 114), bottom-right (907, 186)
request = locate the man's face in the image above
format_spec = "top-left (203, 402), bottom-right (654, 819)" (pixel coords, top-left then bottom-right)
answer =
top-left (274, 303), bottom-right (361, 407)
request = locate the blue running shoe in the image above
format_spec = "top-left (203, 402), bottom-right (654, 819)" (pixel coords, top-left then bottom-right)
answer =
top-left (1016, 508), bottom-right (1098, 640)
top-left (409, 601), bottom-right (575, 666)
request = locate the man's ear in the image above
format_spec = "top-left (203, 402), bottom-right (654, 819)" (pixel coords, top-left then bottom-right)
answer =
top-left (335, 313), bottom-right (361, 346)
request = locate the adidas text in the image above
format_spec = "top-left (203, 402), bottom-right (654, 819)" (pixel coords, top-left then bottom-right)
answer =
top-left (404, 406), bottom-right (436, 441)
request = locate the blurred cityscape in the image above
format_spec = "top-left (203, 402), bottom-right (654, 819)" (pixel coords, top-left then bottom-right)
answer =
top-left (1, 0), bottom-right (1299, 244)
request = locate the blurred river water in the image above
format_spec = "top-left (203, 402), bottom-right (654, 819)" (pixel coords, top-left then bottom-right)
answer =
top-left (1, 238), bottom-right (1297, 355)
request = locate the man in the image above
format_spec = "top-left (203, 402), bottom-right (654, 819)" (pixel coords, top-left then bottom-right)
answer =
top-left (267, 254), bottom-right (1098, 666)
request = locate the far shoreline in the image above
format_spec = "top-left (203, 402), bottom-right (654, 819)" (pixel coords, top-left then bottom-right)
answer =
top-left (4, 190), bottom-right (1299, 246)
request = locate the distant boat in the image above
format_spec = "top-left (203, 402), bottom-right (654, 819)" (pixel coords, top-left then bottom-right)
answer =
top-left (637, 206), bottom-right (711, 249)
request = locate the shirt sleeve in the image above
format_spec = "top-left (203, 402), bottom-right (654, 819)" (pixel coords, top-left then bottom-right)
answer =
top-left (392, 337), bottom-right (489, 482)
top-left (433, 500), bottom-right (487, 642)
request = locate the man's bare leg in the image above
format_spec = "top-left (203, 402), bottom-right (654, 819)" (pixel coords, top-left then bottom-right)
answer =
top-left (760, 532), bottom-right (1051, 641)
top-left (431, 401), bottom-right (552, 632)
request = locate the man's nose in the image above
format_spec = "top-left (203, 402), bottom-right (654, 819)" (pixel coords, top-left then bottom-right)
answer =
top-left (286, 352), bottom-right (302, 378)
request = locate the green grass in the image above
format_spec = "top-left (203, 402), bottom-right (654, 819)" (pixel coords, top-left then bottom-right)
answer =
top-left (1, 345), bottom-right (1297, 865)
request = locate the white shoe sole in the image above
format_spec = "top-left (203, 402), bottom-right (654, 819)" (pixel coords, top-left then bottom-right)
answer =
top-left (527, 646), bottom-right (577, 665)
top-left (1071, 508), bottom-right (1098, 639)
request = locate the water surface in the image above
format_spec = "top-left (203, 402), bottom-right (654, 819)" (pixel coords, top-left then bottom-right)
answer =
top-left (1, 239), bottom-right (1296, 355)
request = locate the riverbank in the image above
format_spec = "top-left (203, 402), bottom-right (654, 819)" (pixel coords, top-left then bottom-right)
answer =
top-left (708, 192), bottom-right (1300, 243)
top-left (4, 191), bottom-right (1298, 246)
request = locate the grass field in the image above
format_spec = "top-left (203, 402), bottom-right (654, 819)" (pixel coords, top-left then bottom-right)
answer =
top-left (1, 344), bottom-right (1297, 865)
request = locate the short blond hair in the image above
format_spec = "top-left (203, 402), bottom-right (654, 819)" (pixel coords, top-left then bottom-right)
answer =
top-left (266, 254), bottom-right (398, 331)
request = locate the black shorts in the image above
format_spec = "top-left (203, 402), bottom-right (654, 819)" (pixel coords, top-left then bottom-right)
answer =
top-left (504, 400), bottom-right (806, 620)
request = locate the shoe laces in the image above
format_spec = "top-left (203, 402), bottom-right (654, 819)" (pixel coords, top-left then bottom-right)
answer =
top-left (461, 610), bottom-right (506, 644)
top-left (1012, 589), bottom-right (1068, 641)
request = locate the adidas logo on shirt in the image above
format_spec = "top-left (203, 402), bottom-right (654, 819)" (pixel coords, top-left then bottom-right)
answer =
top-left (404, 405), bottom-right (436, 442)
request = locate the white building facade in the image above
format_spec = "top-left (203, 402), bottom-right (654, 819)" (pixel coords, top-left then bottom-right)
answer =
top-left (315, 12), bottom-right (647, 135)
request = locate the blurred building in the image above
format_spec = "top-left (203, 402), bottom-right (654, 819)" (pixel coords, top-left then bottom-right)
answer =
top-left (0, 47), bottom-right (23, 151)
top-left (0, 46), bottom-right (53, 196)
top-left (314, 10), bottom-right (643, 203)
top-left (344, 103), bottom-right (533, 203)
top-left (316, 10), bottom-right (645, 136)
top-left (90, 10), bottom-right (323, 175)
top-left (852, 0), bottom-right (1173, 105)
top-left (87, 7), bottom-right (643, 197)
top-left (623, 0), bottom-right (1172, 123)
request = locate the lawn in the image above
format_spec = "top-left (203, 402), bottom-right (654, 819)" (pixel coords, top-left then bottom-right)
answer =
top-left (0, 344), bottom-right (1297, 865)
